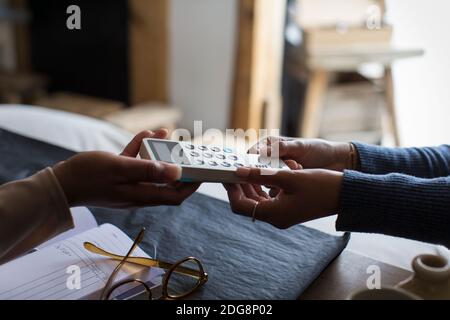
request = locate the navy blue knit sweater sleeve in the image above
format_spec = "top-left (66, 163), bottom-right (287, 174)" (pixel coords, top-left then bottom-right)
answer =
top-left (352, 142), bottom-right (450, 178)
top-left (337, 171), bottom-right (450, 247)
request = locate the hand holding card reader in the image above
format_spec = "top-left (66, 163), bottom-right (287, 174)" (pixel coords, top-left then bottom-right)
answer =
top-left (139, 138), bottom-right (289, 183)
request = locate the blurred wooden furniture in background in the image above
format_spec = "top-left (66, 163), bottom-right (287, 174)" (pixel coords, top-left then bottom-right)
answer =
top-left (129, 0), bottom-right (168, 105)
top-left (6, 0), bottom-right (180, 134)
top-left (0, 72), bottom-right (47, 103)
top-left (231, 0), bottom-right (286, 134)
top-left (34, 92), bottom-right (125, 118)
top-left (104, 103), bottom-right (181, 134)
top-left (295, 0), bottom-right (423, 146)
top-left (300, 46), bottom-right (424, 145)
top-left (34, 92), bottom-right (182, 134)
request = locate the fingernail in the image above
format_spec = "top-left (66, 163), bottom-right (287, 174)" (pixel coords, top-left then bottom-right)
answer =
top-left (167, 164), bottom-right (182, 180)
top-left (236, 167), bottom-right (251, 177)
top-left (153, 161), bottom-right (164, 177)
top-left (148, 130), bottom-right (154, 136)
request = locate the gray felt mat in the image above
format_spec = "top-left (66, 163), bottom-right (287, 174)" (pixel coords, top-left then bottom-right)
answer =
top-left (91, 193), bottom-right (349, 300)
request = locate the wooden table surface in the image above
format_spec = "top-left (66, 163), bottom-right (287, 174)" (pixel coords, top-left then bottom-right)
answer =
top-left (299, 250), bottom-right (412, 300)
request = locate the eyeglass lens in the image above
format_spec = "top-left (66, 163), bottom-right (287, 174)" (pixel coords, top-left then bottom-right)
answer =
top-left (165, 258), bottom-right (204, 299)
top-left (106, 279), bottom-right (153, 300)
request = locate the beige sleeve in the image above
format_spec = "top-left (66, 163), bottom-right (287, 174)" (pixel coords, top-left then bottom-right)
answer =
top-left (0, 168), bottom-right (74, 264)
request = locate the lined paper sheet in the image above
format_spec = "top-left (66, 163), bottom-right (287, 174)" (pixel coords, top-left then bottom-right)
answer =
top-left (36, 207), bottom-right (98, 250)
top-left (0, 224), bottom-right (163, 300)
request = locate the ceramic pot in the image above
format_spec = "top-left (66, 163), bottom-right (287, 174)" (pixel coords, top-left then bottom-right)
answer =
top-left (396, 254), bottom-right (450, 300)
top-left (348, 287), bottom-right (420, 300)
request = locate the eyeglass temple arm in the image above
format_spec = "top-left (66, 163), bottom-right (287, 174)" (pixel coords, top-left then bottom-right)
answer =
top-left (83, 242), bottom-right (201, 278)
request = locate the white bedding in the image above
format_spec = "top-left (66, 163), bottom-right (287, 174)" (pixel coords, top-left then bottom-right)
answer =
top-left (0, 104), bottom-right (447, 270)
top-left (0, 105), bottom-right (132, 153)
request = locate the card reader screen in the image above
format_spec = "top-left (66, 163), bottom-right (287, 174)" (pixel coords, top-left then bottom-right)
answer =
top-left (149, 141), bottom-right (186, 164)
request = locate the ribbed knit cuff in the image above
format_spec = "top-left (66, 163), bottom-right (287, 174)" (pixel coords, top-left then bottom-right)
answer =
top-left (352, 142), bottom-right (450, 178)
top-left (337, 170), bottom-right (450, 247)
top-left (351, 142), bottom-right (400, 174)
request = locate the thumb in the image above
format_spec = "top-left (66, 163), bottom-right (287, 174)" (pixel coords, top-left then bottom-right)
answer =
top-left (261, 140), bottom-right (310, 161)
top-left (120, 129), bottom-right (169, 157)
top-left (257, 140), bottom-right (289, 158)
top-left (118, 158), bottom-right (182, 183)
top-left (235, 167), bottom-right (297, 190)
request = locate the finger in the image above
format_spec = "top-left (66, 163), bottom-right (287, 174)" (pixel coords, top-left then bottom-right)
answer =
top-left (152, 128), bottom-right (169, 139)
top-left (224, 184), bottom-right (253, 207)
top-left (121, 129), bottom-right (169, 157)
top-left (260, 139), bottom-right (312, 161)
top-left (268, 187), bottom-right (281, 198)
top-left (241, 183), bottom-right (264, 201)
top-left (253, 200), bottom-right (292, 228)
top-left (168, 182), bottom-right (200, 203)
top-left (225, 184), bottom-right (257, 215)
top-left (248, 136), bottom-right (283, 154)
top-left (259, 139), bottom-right (290, 158)
top-left (226, 192), bottom-right (279, 225)
top-left (168, 180), bottom-right (192, 188)
top-left (278, 140), bottom-right (309, 160)
top-left (121, 130), bottom-right (155, 157)
top-left (225, 184), bottom-right (285, 226)
top-left (284, 160), bottom-right (302, 170)
top-left (116, 157), bottom-right (182, 183)
top-left (252, 184), bottom-right (270, 199)
top-left (119, 182), bottom-right (199, 206)
top-left (235, 167), bottom-right (297, 189)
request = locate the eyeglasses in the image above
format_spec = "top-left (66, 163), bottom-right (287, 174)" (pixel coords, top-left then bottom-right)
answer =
top-left (83, 228), bottom-right (208, 300)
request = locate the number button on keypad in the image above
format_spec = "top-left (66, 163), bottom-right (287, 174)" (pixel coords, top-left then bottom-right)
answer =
top-left (194, 159), bottom-right (204, 165)
top-left (221, 162), bottom-right (231, 167)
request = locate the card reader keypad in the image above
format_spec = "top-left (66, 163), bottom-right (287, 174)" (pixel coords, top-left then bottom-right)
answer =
top-left (141, 138), bottom-right (288, 183)
top-left (184, 143), bottom-right (272, 169)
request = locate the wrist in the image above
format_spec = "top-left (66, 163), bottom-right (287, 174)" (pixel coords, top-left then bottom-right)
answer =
top-left (53, 161), bottom-right (76, 207)
top-left (327, 170), bottom-right (343, 214)
top-left (348, 142), bottom-right (360, 171)
top-left (333, 142), bottom-right (354, 171)
top-left (303, 169), bottom-right (343, 217)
